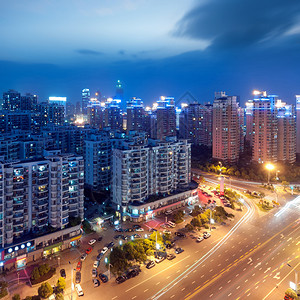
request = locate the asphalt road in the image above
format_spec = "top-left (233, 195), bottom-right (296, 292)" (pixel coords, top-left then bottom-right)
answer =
top-left (57, 174), bottom-right (299, 300)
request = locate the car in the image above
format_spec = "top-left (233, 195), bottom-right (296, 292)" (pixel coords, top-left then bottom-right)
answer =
top-left (125, 228), bottom-right (133, 232)
top-left (123, 235), bottom-right (130, 240)
top-left (135, 227), bottom-right (144, 232)
top-left (75, 284), bottom-right (84, 296)
top-left (101, 247), bottom-right (108, 254)
top-left (97, 236), bottom-right (103, 242)
top-left (166, 241), bottom-right (175, 249)
top-left (80, 254), bottom-right (87, 261)
top-left (88, 239), bottom-right (96, 245)
top-left (155, 256), bottom-right (166, 264)
top-left (114, 234), bottom-right (122, 240)
top-left (133, 224), bottom-right (141, 229)
top-left (149, 228), bottom-right (157, 232)
top-left (97, 253), bottom-right (103, 261)
top-left (146, 261), bottom-right (155, 269)
top-left (107, 242), bottom-right (114, 249)
top-left (203, 232), bottom-right (211, 239)
top-left (126, 269), bottom-right (139, 278)
top-left (133, 233), bottom-right (141, 239)
top-left (196, 236), bottom-right (204, 243)
top-left (115, 227), bottom-right (123, 232)
top-left (175, 247), bottom-right (184, 254)
top-left (175, 232), bottom-right (186, 238)
top-left (93, 279), bottom-right (100, 287)
top-left (75, 272), bottom-right (81, 283)
top-left (167, 254), bottom-right (176, 260)
top-left (86, 247), bottom-right (93, 254)
top-left (93, 261), bottom-right (99, 268)
top-left (115, 275), bottom-right (127, 284)
top-left (99, 273), bottom-right (108, 283)
top-left (92, 268), bottom-right (98, 278)
top-left (60, 269), bottom-right (66, 278)
top-left (76, 261), bottom-right (82, 272)
top-left (163, 230), bottom-right (171, 235)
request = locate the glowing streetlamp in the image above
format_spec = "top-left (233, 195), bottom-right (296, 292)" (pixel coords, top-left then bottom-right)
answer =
top-left (265, 163), bottom-right (275, 184)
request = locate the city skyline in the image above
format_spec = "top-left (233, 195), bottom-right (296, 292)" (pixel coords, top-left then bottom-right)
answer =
top-left (1, 1), bottom-right (300, 104)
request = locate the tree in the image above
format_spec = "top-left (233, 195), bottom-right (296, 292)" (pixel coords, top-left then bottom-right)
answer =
top-left (173, 210), bottom-right (184, 224)
top-left (185, 223), bottom-right (194, 231)
top-left (191, 205), bottom-right (202, 217)
top-left (38, 264), bottom-right (50, 276)
top-left (12, 294), bottom-right (20, 300)
top-left (30, 267), bottom-right (40, 281)
top-left (234, 170), bottom-right (241, 177)
top-left (57, 277), bottom-right (66, 292)
top-left (38, 282), bottom-right (53, 299)
top-left (191, 217), bottom-right (201, 227)
top-left (56, 293), bottom-right (64, 300)
top-left (24, 297), bottom-right (32, 300)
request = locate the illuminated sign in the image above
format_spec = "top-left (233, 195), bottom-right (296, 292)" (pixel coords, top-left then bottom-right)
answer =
top-left (49, 97), bottom-right (67, 102)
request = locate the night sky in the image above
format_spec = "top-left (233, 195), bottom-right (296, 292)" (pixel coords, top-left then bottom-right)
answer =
top-left (1, 0), bottom-right (300, 106)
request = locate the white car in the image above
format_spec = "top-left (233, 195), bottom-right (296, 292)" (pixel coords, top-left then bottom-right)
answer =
top-left (101, 247), bottom-right (108, 254)
top-left (135, 228), bottom-right (144, 232)
top-left (203, 232), bottom-right (211, 239)
top-left (196, 236), bottom-right (204, 243)
top-left (75, 284), bottom-right (84, 297)
top-left (93, 261), bottom-right (99, 268)
top-left (80, 254), bottom-right (87, 261)
top-left (163, 230), bottom-right (171, 235)
top-left (88, 239), bottom-right (96, 245)
top-left (92, 268), bottom-right (98, 278)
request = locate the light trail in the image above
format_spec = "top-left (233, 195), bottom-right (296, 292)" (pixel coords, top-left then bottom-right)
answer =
top-left (149, 190), bottom-right (255, 300)
top-left (274, 195), bottom-right (300, 217)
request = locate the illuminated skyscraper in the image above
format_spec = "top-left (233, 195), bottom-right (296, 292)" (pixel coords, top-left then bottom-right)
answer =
top-left (82, 88), bottom-right (90, 115)
top-left (126, 97), bottom-right (146, 134)
top-left (115, 80), bottom-right (124, 100)
top-left (296, 95), bottom-right (300, 155)
top-left (212, 92), bottom-right (241, 163)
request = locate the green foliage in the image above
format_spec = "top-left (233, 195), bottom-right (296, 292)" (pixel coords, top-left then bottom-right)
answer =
top-left (185, 223), bottom-right (194, 231)
top-left (12, 294), bottom-right (20, 300)
top-left (56, 293), bottom-right (64, 300)
top-left (191, 205), bottom-right (202, 217)
top-left (82, 220), bottom-right (94, 234)
top-left (56, 277), bottom-right (66, 292)
top-left (38, 282), bottom-right (53, 299)
top-left (38, 264), bottom-right (50, 276)
top-left (191, 217), bottom-right (201, 227)
top-left (0, 281), bottom-right (8, 299)
top-left (30, 264), bottom-right (55, 285)
top-left (31, 267), bottom-right (41, 281)
top-left (68, 216), bottom-right (81, 227)
top-left (163, 233), bottom-right (171, 241)
top-left (173, 210), bottom-right (184, 224)
top-left (24, 297), bottom-right (32, 300)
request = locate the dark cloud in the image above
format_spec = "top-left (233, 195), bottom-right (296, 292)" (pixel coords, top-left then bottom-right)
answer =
top-left (174, 0), bottom-right (300, 50)
top-left (76, 49), bottom-right (103, 55)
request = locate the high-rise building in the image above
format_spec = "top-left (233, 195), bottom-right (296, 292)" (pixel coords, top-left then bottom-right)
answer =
top-left (248, 91), bottom-right (278, 164)
top-left (104, 98), bottom-right (123, 130)
top-left (3, 90), bottom-right (21, 111)
top-left (126, 97), bottom-right (146, 134)
top-left (212, 92), bottom-right (241, 164)
top-left (179, 102), bottom-right (213, 147)
top-left (296, 95), bottom-right (300, 155)
top-left (115, 80), bottom-right (124, 100)
top-left (0, 154), bottom-right (84, 268)
top-left (38, 102), bottom-right (65, 126)
top-left (82, 88), bottom-right (90, 115)
top-left (276, 100), bottom-right (296, 163)
top-left (156, 96), bottom-right (176, 141)
top-left (21, 93), bottom-right (38, 111)
top-left (84, 132), bottom-right (112, 191)
top-left (87, 98), bottom-right (105, 129)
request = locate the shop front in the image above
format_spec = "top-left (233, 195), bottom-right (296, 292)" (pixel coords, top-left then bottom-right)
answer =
top-left (16, 254), bottom-right (26, 269)
top-left (43, 242), bottom-right (63, 257)
top-left (70, 234), bottom-right (82, 247)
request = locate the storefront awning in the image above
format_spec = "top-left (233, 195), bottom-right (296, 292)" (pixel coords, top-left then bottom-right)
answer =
top-left (71, 234), bottom-right (82, 242)
top-left (44, 242), bottom-right (63, 251)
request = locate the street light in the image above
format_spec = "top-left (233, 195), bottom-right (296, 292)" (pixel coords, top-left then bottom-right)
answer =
top-left (265, 163), bottom-right (275, 184)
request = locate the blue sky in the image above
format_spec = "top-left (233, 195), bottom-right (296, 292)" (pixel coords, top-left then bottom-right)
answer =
top-left (1, 0), bottom-right (300, 105)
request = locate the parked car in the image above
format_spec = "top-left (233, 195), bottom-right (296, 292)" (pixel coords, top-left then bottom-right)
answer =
top-left (93, 261), bottom-right (99, 268)
top-left (76, 261), bottom-right (82, 272)
top-left (133, 233), bottom-right (141, 239)
top-left (88, 239), bottom-right (96, 245)
top-left (80, 254), bottom-right (87, 261)
top-left (167, 254), bottom-right (176, 260)
top-left (175, 247), bottom-right (184, 254)
top-left (101, 247), bottom-right (108, 254)
top-left (97, 253), bottom-right (103, 261)
top-left (203, 232), bottom-right (211, 239)
top-left (75, 284), bottom-right (84, 296)
top-left (175, 232), bottom-right (186, 238)
top-left (146, 261), bottom-right (155, 269)
top-left (126, 269), bottom-right (139, 278)
top-left (166, 241), bottom-right (175, 249)
top-left (149, 228), bottom-right (157, 232)
top-left (196, 236), bottom-right (204, 243)
top-left (99, 273), bottom-right (108, 283)
top-left (60, 269), bottom-right (66, 279)
top-left (92, 268), bottom-right (98, 278)
top-left (125, 228), bottom-right (133, 232)
top-left (155, 256), bottom-right (166, 264)
top-left (97, 236), bottom-right (103, 242)
top-left (115, 276), bottom-right (127, 284)
top-left (163, 230), bottom-right (171, 235)
top-left (135, 227), bottom-right (144, 232)
top-left (93, 279), bottom-right (100, 287)
top-left (107, 242), bottom-right (114, 249)
top-left (115, 227), bottom-right (123, 232)
top-left (75, 272), bottom-right (81, 283)
top-left (133, 224), bottom-right (141, 229)
top-left (86, 247), bottom-right (93, 254)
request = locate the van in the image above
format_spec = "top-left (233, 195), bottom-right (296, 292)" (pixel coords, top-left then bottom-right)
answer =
top-left (167, 221), bottom-right (175, 228)
top-left (75, 284), bottom-right (84, 297)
